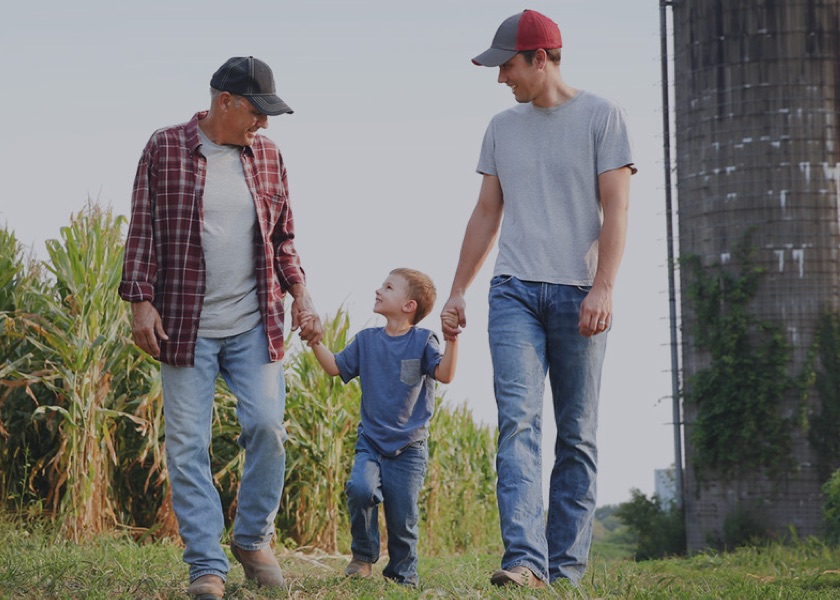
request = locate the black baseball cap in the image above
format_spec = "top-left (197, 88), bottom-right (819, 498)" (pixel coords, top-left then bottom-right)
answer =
top-left (210, 56), bottom-right (293, 116)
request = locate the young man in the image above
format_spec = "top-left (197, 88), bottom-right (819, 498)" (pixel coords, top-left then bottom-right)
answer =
top-left (303, 268), bottom-right (457, 586)
top-left (120, 56), bottom-right (322, 599)
top-left (441, 10), bottom-right (636, 589)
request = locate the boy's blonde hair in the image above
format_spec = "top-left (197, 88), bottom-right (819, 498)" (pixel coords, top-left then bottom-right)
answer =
top-left (391, 268), bottom-right (437, 325)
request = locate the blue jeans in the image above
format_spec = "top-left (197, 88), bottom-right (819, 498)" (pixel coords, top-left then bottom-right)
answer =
top-left (161, 323), bottom-right (287, 583)
top-left (345, 434), bottom-right (428, 586)
top-left (488, 276), bottom-right (607, 585)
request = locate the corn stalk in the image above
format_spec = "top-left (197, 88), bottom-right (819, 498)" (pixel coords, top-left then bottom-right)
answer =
top-left (282, 310), bottom-right (360, 553)
top-left (422, 398), bottom-right (499, 554)
top-left (6, 204), bottom-right (159, 541)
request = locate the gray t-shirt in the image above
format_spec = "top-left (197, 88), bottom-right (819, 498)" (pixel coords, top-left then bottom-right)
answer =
top-left (335, 327), bottom-right (442, 456)
top-left (197, 129), bottom-right (261, 337)
top-left (477, 90), bottom-right (636, 285)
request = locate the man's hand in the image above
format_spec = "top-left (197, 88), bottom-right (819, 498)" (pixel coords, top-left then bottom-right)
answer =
top-left (440, 294), bottom-right (466, 341)
top-left (578, 283), bottom-right (612, 337)
top-left (131, 301), bottom-right (168, 358)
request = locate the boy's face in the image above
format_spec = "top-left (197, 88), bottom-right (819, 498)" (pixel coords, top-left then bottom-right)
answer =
top-left (374, 274), bottom-right (412, 318)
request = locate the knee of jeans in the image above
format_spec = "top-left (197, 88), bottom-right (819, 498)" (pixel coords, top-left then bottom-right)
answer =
top-left (165, 433), bottom-right (210, 469)
top-left (240, 417), bottom-right (287, 450)
top-left (345, 478), bottom-right (378, 505)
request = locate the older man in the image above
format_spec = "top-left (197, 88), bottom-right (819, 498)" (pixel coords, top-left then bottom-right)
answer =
top-left (120, 56), bottom-right (322, 599)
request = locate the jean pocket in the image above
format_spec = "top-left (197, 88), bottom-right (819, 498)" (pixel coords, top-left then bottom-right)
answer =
top-left (490, 275), bottom-right (514, 289)
top-left (400, 359), bottom-right (422, 386)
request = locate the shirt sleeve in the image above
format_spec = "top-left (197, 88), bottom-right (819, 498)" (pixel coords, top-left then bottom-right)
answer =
top-left (422, 331), bottom-right (443, 379)
top-left (334, 333), bottom-right (362, 384)
top-left (595, 102), bottom-right (637, 176)
top-left (270, 155), bottom-right (306, 291)
top-left (119, 140), bottom-right (159, 303)
top-left (476, 119), bottom-right (498, 177)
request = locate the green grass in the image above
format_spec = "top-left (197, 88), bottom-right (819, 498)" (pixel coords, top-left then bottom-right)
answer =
top-left (4, 518), bottom-right (840, 599)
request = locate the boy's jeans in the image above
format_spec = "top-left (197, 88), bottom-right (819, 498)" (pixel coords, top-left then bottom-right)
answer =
top-left (161, 323), bottom-right (287, 582)
top-left (488, 276), bottom-right (607, 584)
top-left (346, 433), bottom-right (428, 586)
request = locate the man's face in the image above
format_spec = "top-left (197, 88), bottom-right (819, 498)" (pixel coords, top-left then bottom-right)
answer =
top-left (219, 94), bottom-right (268, 146)
top-left (497, 53), bottom-right (540, 103)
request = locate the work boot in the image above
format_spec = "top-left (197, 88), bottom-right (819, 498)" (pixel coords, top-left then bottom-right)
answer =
top-left (187, 574), bottom-right (225, 599)
top-left (344, 558), bottom-right (372, 578)
top-left (490, 565), bottom-right (547, 589)
top-left (231, 543), bottom-right (285, 588)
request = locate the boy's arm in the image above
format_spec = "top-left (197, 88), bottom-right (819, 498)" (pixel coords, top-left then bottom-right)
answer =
top-left (435, 308), bottom-right (458, 383)
top-left (298, 310), bottom-right (340, 376)
top-left (434, 337), bottom-right (458, 384)
top-left (311, 342), bottom-right (340, 377)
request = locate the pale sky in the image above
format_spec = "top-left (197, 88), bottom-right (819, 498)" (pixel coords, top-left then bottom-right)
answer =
top-left (1, 0), bottom-right (675, 506)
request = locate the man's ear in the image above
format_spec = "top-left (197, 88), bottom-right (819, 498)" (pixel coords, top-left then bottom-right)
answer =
top-left (535, 48), bottom-right (548, 70)
top-left (217, 91), bottom-right (234, 111)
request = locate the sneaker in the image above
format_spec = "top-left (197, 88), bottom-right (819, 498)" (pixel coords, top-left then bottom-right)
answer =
top-left (490, 565), bottom-right (547, 589)
top-left (231, 542), bottom-right (285, 588)
top-left (345, 558), bottom-right (373, 578)
top-left (187, 574), bottom-right (225, 599)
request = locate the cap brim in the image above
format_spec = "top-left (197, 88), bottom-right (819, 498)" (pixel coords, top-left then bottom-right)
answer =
top-left (246, 95), bottom-right (294, 116)
top-left (471, 47), bottom-right (517, 67)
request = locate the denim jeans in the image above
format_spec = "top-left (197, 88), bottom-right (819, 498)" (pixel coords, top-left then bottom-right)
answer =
top-left (488, 276), bottom-right (607, 585)
top-left (161, 323), bottom-right (287, 583)
top-left (345, 434), bottom-right (428, 586)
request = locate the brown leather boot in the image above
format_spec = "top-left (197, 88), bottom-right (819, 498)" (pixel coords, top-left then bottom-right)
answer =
top-left (231, 543), bottom-right (285, 588)
top-left (344, 558), bottom-right (372, 578)
top-left (187, 574), bottom-right (225, 599)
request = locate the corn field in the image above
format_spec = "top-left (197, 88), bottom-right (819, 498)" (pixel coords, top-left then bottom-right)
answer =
top-left (0, 203), bottom-right (500, 555)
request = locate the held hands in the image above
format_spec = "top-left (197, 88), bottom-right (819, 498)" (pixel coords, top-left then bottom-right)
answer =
top-left (297, 309), bottom-right (320, 346)
top-left (291, 288), bottom-right (323, 346)
top-left (440, 295), bottom-right (466, 342)
top-left (441, 309), bottom-right (459, 342)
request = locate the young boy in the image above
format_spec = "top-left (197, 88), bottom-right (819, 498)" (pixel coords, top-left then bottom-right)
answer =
top-left (302, 268), bottom-right (458, 587)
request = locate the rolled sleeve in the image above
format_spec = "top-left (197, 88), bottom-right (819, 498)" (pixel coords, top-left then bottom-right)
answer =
top-left (120, 148), bottom-right (158, 304)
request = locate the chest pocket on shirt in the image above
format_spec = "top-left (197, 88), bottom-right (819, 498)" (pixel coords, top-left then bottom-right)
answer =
top-left (400, 359), bottom-right (422, 386)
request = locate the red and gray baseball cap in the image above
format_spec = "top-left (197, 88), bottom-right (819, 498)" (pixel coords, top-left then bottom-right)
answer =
top-left (210, 56), bottom-right (293, 116)
top-left (472, 10), bottom-right (562, 67)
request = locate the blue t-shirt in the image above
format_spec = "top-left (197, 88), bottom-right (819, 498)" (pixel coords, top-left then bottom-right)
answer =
top-left (334, 327), bottom-right (442, 456)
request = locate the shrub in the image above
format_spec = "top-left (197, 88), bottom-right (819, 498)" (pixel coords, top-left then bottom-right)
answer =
top-left (615, 488), bottom-right (685, 560)
top-left (721, 502), bottom-right (771, 549)
top-left (822, 469), bottom-right (840, 545)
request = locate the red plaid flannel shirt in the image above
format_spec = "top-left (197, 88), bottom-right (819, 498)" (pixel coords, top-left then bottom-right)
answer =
top-left (119, 112), bottom-right (305, 366)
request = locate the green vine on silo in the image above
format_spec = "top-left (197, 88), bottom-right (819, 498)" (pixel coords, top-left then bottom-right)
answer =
top-left (683, 237), bottom-right (795, 482)
top-left (808, 313), bottom-right (840, 480)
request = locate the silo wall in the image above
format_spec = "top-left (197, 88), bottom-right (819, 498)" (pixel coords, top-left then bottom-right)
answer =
top-left (672, 0), bottom-right (840, 550)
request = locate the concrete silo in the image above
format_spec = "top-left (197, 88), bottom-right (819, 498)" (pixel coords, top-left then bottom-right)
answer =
top-left (670, 0), bottom-right (840, 549)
